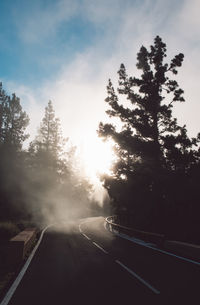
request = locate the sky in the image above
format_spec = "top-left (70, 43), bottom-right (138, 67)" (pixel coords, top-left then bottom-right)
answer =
top-left (0, 0), bottom-right (200, 183)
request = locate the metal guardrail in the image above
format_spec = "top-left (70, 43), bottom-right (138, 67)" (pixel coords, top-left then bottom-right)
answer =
top-left (105, 216), bottom-right (200, 261)
top-left (105, 216), bottom-right (165, 246)
top-left (2, 228), bottom-right (38, 266)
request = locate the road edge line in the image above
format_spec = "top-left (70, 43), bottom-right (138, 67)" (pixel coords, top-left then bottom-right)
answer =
top-left (105, 221), bottom-right (200, 267)
top-left (92, 242), bottom-right (108, 254)
top-left (115, 260), bottom-right (160, 295)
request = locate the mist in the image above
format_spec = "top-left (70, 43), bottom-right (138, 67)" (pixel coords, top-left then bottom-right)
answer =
top-left (0, 91), bottom-right (110, 227)
top-left (1, 0), bottom-right (200, 243)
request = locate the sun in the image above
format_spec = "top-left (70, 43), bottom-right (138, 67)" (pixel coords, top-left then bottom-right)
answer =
top-left (81, 136), bottom-right (115, 181)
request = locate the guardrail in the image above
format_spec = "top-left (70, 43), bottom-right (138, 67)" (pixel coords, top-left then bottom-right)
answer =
top-left (105, 216), bottom-right (200, 261)
top-left (164, 240), bottom-right (200, 260)
top-left (2, 228), bottom-right (38, 266)
top-left (105, 216), bottom-right (165, 246)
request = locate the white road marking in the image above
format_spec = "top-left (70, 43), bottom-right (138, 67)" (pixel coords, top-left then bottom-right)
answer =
top-left (105, 222), bottom-right (200, 267)
top-left (79, 220), bottom-right (109, 254)
top-left (115, 260), bottom-right (160, 295)
top-left (79, 221), bottom-right (91, 240)
top-left (79, 220), bottom-right (108, 253)
top-left (81, 218), bottom-right (161, 293)
top-left (82, 233), bottom-right (91, 240)
top-left (92, 242), bottom-right (108, 254)
top-left (0, 225), bottom-right (53, 305)
top-left (79, 223), bottom-right (91, 240)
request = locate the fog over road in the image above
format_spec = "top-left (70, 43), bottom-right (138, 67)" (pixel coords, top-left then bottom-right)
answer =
top-left (4, 217), bottom-right (200, 305)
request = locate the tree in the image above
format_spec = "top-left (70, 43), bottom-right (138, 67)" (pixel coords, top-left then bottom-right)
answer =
top-left (0, 83), bottom-right (29, 150)
top-left (29, 100), bottom-right (66, 175)
top-left (98, 36), bottom-right (200, 231)
top-left (0, 83), bottom-right (29, 220)
top-left (27, 101), bottom-right (94, 223)
top-left (33, 100), bottom-right (64, 156)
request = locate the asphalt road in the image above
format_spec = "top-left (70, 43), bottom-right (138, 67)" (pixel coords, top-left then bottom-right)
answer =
top-left (5, 217), bottom-right (200, 305)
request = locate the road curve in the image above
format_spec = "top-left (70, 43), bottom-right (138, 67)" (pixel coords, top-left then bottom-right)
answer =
top-left (3, 217), bottom-right (200, 304)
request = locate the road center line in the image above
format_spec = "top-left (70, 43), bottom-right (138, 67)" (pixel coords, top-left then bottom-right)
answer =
top-left (92, 242), bottom-right (108, 254)
top-left (78, 224), bottom-right (83, 233)
top-left (79, 221), bottom-right (108, 254)
top-left (79, 223), bottom-right (91, 241)
top-left (115, 260), bottom-right (160, 295)
top-left (80, 219), bottom-right (160, 294)
top-left (82, 233), bottom-right (91, 240)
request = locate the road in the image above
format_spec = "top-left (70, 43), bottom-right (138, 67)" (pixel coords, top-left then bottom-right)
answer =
top-left (3, 217), bottom-right (200, 304)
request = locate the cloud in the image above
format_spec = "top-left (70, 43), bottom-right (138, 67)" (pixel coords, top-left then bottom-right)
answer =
top-left (8, 0), bottom-right (200, 145)
top-left (4, 0), bottom-right (199, 204)
top-left (158, 0), bottom-right (200, 137)
top-left (176, 0), bottom-right (200, 40)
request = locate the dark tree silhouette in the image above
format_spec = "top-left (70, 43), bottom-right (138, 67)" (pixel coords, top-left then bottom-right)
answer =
top-left (98, 36), bottom-right (200, 237)
top-left (0, 83), bottom-right (29, 149)
top-left (0, 83), bottom-right (29, 220)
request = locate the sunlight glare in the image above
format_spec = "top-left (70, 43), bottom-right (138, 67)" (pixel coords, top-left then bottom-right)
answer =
top-left (81, 136), bottom-right (115, 181)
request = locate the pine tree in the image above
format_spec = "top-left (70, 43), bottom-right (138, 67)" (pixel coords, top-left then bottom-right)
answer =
top-left (30, 101), bottom-right (66, 172)
top-left (0, 83), bottom-right (8, 144)
top-left (0, 83), bottom-right (29, 220)
top-left (36, 101), bottom-right (59, 153)
top-left (27, 101), bottom-right (93, 222)
top-left (98, 36), bottom-right (200, 227)
top-left (0, 83), bottom-right (29, 150)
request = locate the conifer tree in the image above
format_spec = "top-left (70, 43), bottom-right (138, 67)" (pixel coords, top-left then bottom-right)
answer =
top-left (28, 101), bottom-right (93, 222)
top-left (0, 83), bottom-right (29, 220)
top-left (0, 83), bottom-right (29, 150)
top-left (98, 36), bottom-right (200, 222)
top-left (30, 101), bottom-right (66, 173)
